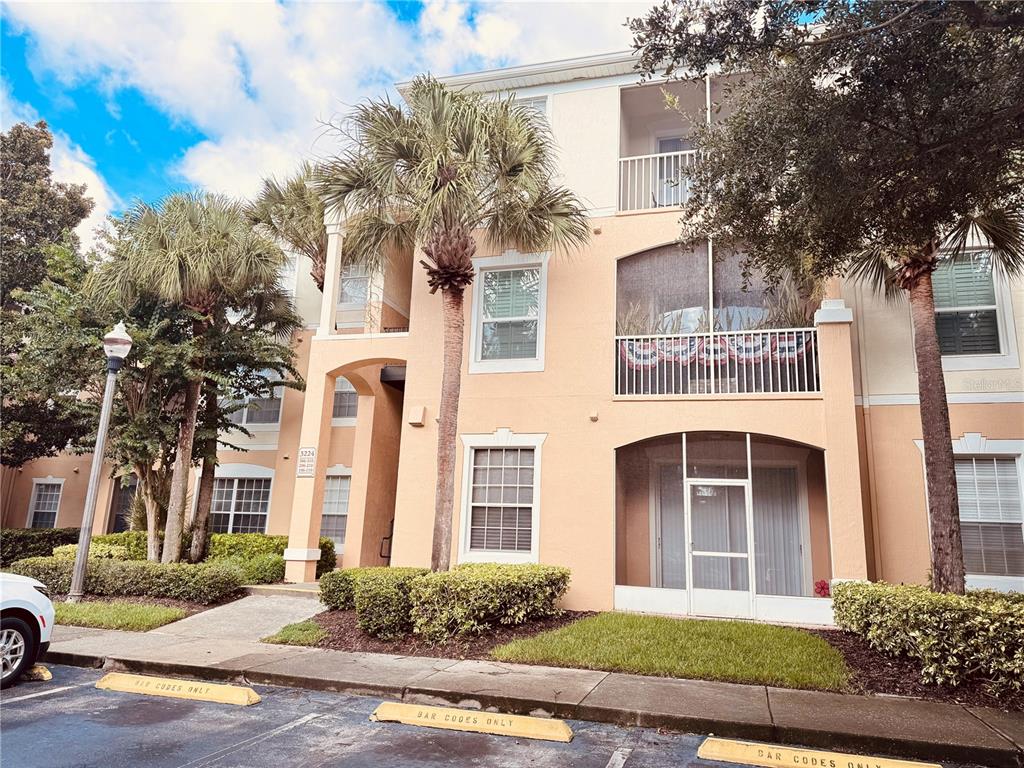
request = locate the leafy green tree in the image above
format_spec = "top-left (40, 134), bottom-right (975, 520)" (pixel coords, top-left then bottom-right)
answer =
top-left (1, 121), bottom-right (93, 308)
top-left (630, 0), bottom-right (1024, 593)
top-left (1, 245), bottom-right (104, 467)
top-left (89, 193), bottom-right (290, 562)
top-left (316, 76), bottom-right (590, 570)
top-left (247, 161), bottom-right (328, 291)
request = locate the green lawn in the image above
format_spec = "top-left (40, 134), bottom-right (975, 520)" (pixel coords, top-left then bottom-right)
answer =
top-left (262, 619), bottom-right (327, 646)
top-left (55, 601), bottom-right (186, 632)
top-left (492, 612), bottom-right (850, 691)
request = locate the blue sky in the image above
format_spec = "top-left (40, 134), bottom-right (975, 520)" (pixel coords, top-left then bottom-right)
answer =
top-left (1, 1), bottom-right (643, 244)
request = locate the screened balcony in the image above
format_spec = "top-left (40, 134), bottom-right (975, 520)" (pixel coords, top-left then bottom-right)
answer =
top-left (615, 243), bottom-right (821, 396)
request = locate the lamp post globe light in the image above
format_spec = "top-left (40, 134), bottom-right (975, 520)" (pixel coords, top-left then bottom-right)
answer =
top-left (67, 322), bottom-right (133, 603)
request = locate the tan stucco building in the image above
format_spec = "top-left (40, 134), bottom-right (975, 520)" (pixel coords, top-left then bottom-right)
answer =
top-left (4, 53), bottom-right (1022, 624)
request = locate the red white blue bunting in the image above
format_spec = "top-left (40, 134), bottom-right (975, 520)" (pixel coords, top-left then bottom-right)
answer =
top-left (618, 333), bottom-right (812, 370)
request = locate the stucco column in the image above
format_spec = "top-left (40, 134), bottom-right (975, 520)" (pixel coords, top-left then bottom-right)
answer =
top-left (284, 362), bottom-right (334, 582)
top-left (815, 298), bottom-right (870, 581)
top-left (317, 216), bottom-right (343, 337)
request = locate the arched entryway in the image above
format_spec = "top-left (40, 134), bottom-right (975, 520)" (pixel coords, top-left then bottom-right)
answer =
top-left (615, 431), bottom-right (833, 624)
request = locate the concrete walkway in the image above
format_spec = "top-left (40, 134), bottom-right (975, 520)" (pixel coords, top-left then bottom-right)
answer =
top-left (43, 623), bottom-right (1023, 767)
top-left (155, 595), bottom-right (325, 642)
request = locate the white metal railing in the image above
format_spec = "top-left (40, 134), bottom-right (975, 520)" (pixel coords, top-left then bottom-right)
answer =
top-left (618, 150), bottom-right (698, 212)
top-left (615, 328), bottom-right (820, 396)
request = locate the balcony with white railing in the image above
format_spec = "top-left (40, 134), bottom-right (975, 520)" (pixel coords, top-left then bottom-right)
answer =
top-left (617, 150), bottom-right (698, 213)
top-left (615, 328), bottom-right (820, 396)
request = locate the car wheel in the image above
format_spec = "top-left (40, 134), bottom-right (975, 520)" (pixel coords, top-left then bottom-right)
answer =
top-left (1, 617), bottom-right (37, 689)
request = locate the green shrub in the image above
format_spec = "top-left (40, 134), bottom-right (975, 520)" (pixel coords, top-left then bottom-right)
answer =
top-left (410, 563), bottom-right (571, 643)
top-left (353, 567), bottom-right (429, 639)
top-left (833, 581), bottom-right (1024, 693)
top-left (92, 531), bottom-right (149, 559)
top-left (219, 553), bottom-right (285, 584)
top-left (52, 542), bottom-right (130, 561)
top-left (0, 527), bottom-right (80, 566)
top-left (10, 556), bottom-right (243, 604)
top-left (319, 568), bottom-right (362, 610)
top-left (207, 533), bottom-right (336, 577)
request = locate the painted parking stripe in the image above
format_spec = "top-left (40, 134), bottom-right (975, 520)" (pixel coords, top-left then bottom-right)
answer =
top-left (697, 737), bottom-right (942, 768)
top-left (174, 713), bottom-right (322, 768)
top-left (605, 746), bottom-right (633, 768)
top-left (4, 682), bottom-right (92, 703)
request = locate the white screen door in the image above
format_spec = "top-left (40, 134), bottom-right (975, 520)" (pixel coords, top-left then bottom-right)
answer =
top-left (687, 480), bottom-right (754, 618)
top-left (657, 464), bottom-right (687, 589)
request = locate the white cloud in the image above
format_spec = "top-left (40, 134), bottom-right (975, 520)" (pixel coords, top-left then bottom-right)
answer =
top-left (1, 79), bottom-right (119, 250)
top-left (5, 1), bottom-right (649, 199)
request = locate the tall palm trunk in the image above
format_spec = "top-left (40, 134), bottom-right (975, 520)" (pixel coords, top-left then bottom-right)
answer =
top-left (188, 381), bottom-right (218, 563)
top-left (906, 252), bottom-right (966, 594)
top-left (163, 376), bottom-right (202, 563)
top-left (430, 287), bottom-right (465, 571)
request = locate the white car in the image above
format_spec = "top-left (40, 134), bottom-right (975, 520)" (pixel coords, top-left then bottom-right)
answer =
top-left (1, 572), bottom-right (55, 688)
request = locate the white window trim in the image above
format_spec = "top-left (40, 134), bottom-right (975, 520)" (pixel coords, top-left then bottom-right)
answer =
top-left (458, 429), bottom-right (546, 564)
top-left (228, 377), bottom-right (285, 432)
top-left (322, 464), bottom-right (352, 554)
top-left (468, 251), bottom-right (549, 374)
top-left (936, 264), bottom-right (1019, 371)
top-left (337, 263), bottom-right (372, 312)
top-left (26, 477), bottom-right (65, 528)
top-left (914, 434), bottom-right (1024, 591)
top-left (331, 377), bottom-right (359, 428)
top-left (279, 252), bottom-right (300, 297)
top-left (207, 464), bottom-right (274, 535)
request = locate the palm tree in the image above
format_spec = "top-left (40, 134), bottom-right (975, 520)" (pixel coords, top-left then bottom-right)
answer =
top-left (316, 76), bottom-right (590, 571)
top-left (92, 192), bottom-right (287, 562)
top-left (851, 208), bottom-right (1024, 593)
top-left (247, 161), bottom-right (329, 291)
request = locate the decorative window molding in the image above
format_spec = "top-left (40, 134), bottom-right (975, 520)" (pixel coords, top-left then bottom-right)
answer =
top-left (458, 429), bottom-right (546, 564)
top-left (27, 477), bottom-right (64, 529)
top-left (932, 254), bottom-right (1019, 371)
top-left (331, 376), bottom-right (358, 427)
top-left (468, 251), bottom-right (549, 374)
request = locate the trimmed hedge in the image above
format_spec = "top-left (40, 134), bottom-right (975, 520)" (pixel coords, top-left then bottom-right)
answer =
top-left (410, 564), bottom-right (571, 642)
top-left (10, 556), bottom-right (243, 604)
top-left (207, 533), bottom-right (336, 577)
top-left (52, 542), bottom-right (131, 561)
top-left (833, 581), bottom-right (1024, 693)
top-left (219, 553), bottom-right (285, 585)
top-left (92, 531), bottom-right (149, 559)
top-left (319, 568), bottom-right (362, 610)
top-left (353, 568), bottom-right (429, 639)
top-left (1, 527), bottom-right (80, 566)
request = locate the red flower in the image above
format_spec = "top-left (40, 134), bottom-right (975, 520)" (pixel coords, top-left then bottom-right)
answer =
top-left (814, 579), bottom-right (831, 597)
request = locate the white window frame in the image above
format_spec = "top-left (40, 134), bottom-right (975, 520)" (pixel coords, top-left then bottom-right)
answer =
top-left (208, 464), bottom-right (274, 535)
top-left (933, 253), bottom-right (1019, 371)
top-left (228, 372), bottom-right (284, 431)
top-left (331, 376), bottom-right (359, 427)
top-left (338, 263), bottom-right (371, 310)
top-left (278, 252), bottom-right (299, 297)
top-left (26, 477), bottom-right (65, 528)
top-left (468, 251), bottom-right (549, 374)
top-left (915, 434), bottom-right (1024, 591)
top-left (320, 464), bottom-right (352, 553)
top-left (458, 429), bottom-right (546, 565)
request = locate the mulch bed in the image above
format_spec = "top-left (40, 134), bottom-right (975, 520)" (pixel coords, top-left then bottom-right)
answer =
top-left (809, 628), bottom-right (1023, 711)
top-left (311, 609), bottom-right (594, 660)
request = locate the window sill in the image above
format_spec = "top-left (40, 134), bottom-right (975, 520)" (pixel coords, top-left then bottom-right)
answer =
top-left (469, 357), bottom-right (544, 375)
top-left (941, 352), bottom-right (1019, 371)
top-left (459, 550), bottom-right (538, 565)
top-left (966, 574), bottom-right (1024, 592)
top-left (331, 417), bottom-right (357, 428)
top-left (240, 423), bottom-right (282, 432)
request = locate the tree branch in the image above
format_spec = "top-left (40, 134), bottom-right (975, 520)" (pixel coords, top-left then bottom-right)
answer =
top-left (796, 2), bottom-right (926, 48)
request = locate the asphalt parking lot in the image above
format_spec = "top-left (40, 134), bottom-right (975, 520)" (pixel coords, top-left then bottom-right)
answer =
top-left (2, 664), bottom-right (735, 768)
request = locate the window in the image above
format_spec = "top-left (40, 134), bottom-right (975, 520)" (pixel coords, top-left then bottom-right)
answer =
top-left (28, 482), bottom-right (62, 528)
top-left (956, 456), bottom-right (1023, 578)
top-left (934, 253), bottom-right (1001, 356)
top-left (471, 254), bottom-right (548, 373)
top-left (332, 377), bottom-right (358, 422)
top-left (278, 254), bottom-right (298, 295)
top-left (339, 263), bottom-right (370, 306)
top-left (227, 370), bottom-right (283, 427)
top-left (109, 475), bottom-right (138, 533)
top-left (513, 96), bottom-right (547, 115)
top-left (468, 448), bottom-right (535, 554)
top-left (209, 477), bottom-right (272, 533)
top-left (320, 474), bottom-right (351, 549)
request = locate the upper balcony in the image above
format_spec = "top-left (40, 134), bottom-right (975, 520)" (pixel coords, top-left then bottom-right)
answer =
top-left (616, 78), bottom-right (732, 214)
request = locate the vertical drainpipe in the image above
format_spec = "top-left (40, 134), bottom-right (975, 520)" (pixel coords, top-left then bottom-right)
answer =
top-left (705, 73), bottom-right (714, 363)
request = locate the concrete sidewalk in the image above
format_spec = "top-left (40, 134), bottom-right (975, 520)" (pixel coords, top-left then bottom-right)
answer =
top-left (45, 624), bottom-right (1023, 767)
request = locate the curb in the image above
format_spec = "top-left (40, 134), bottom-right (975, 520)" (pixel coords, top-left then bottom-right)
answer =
top-left (45, 649), bottom-right (1023, 768)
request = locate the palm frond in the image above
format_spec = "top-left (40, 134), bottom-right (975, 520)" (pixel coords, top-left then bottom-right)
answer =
top-left (943, 207), bottom-right (1024, 279)
top-left (848, 244), bottom-right (902, 302)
